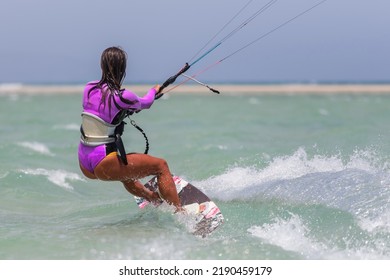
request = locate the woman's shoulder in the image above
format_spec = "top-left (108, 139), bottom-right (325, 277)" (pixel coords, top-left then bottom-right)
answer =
top-left (85, 80), bottom-right (100, 88)
top-left (83, 80), bottom-right (101, 94)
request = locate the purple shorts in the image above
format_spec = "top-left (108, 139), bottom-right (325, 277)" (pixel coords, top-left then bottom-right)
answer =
top-left (78, 143), bottom-right (116, 173)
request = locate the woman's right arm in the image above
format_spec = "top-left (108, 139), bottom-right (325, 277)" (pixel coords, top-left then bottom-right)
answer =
top-left (119, 86), bottom-right (159, 111)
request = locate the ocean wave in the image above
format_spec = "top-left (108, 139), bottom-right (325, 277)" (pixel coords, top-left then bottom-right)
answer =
top-left (197, 147), bottom-right (390, 222)
top-left (19, 168), bottom-right (85, 190)
top-left (53, 123), bottom-right (80, 131)
top-left (248, 214), bottom-right (389, 260)
top-left (17, 141), bottom-right (55, 156)
top-left (0, 171), bottom-right (9, 179)
top-left (248, 214), bottom-right (328, 259)
top-left (358, 209), bottom-right (390, 233)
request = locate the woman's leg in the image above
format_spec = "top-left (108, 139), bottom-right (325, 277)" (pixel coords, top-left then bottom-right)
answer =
top-left (80, 155), bottom-right (160, 202)
top-left (93, 153), bottom-right (181, 209)
top-left (122, 179), bottom-right (161, 202)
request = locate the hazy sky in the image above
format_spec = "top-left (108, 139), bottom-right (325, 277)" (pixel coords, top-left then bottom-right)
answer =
top-left (0, 0), bottom-right (389, 84)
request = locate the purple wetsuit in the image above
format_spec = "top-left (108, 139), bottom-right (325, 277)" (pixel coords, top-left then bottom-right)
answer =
top-left (78, 81), bottom-right (157, 173)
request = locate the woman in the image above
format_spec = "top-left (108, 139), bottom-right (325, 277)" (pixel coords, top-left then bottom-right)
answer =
top-left (78, 46), bottom-right (182, 210)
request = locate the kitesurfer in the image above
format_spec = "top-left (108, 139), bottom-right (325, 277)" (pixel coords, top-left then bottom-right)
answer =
top-left (78, 46), bottom-right (182, 211)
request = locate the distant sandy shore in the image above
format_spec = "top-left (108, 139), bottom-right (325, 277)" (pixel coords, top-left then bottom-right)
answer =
top-left (1, 83), bottom-right (390, 95)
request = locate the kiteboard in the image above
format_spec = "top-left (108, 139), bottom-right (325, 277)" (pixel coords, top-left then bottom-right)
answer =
top-left (134, 175), bottom-right (224, 237)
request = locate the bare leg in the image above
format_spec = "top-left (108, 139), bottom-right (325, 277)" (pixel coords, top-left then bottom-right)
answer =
top-left (122, 179), bottom-right (161, 202)
top-left (93, 153), bottom-right (181, 209)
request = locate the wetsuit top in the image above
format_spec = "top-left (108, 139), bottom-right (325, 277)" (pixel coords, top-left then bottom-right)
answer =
top-left (78, 81), bottom-right (157, 174)
top-left (82, 81), bottom-right (157, 124)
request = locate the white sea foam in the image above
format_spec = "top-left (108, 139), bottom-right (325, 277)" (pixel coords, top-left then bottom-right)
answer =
top-left (197, 147), bottom-right (390, 228)
top-left (18, 141), bottom-right (54, 156)
top-left (248, 97), bottom-right (260, 105)
top-left (248, 214), bottom-right (327, 259)
top-left (202, 147), bottom-right (390, 259)
top-left (198, 147), bottom-right (386, 198)
top-left (0, 171), bottom-right (9, 179)
top-left (53, 123), bottom-right (80, 131)
top-left (248, 214), bottom-right (389, 259)
top-left (197, 148), bottom-right (346, 201)
top-left (318, 108), bottom-right (329, 116)
top-left (20, 168), bottom-right (85, 190)
top-left (358, 209), bottom-right (390, 233)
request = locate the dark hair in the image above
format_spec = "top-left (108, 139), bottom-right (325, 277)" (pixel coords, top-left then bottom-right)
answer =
top-left (88, 46), bottom-right (129, 114)
top-left (100, 46), bottom-right (127, 90)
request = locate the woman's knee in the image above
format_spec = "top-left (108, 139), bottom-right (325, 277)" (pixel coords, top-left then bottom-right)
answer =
top-left (154, 158), bottom-right (170, 173)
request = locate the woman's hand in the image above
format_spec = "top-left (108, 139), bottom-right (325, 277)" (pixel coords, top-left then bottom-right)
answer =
top-left (153, 84), bottom-right (161, 93)
top-left (154, 84), bottom-right (164, 100)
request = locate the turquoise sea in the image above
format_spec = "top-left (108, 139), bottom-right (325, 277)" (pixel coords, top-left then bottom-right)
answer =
top-left (1, 87), bottom-right (390, 260)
